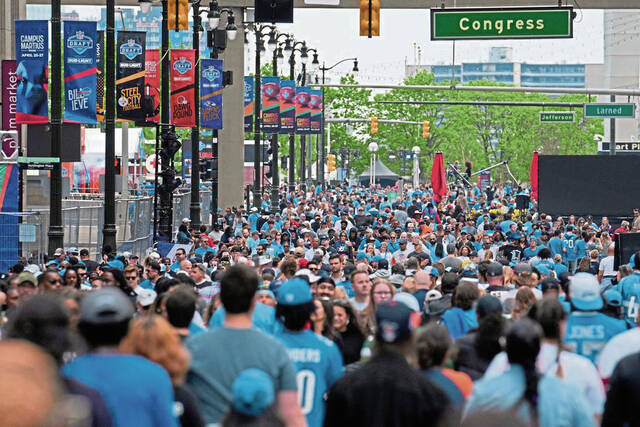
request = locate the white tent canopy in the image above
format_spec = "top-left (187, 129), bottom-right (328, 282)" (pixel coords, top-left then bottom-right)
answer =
top-left (83, 127), bottom-right (143, 156)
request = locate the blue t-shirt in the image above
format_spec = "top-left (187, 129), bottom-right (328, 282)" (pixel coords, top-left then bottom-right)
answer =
top-left (575, 239), bottom-right (587, 260)
top-left (548, 237), bottom-right (564, 258)
top-left (615, 271), bottom-right (640, 324)
top-left (275, 330), bottom-right (344, 427)
top-left (210, 303), bottom-right (282, 335)
top-left (523, 246), bottom-right (539, 260)
top-left (564, 312), bottom-right (627, 363)
top-left (562, 234), bottom-right (578, 262)
top-left (62, 354), bottom-right (177, 427)
top-left (553, 262), bottom-right (569, 276)
top-left (139, 279), bottom-right (154, 290)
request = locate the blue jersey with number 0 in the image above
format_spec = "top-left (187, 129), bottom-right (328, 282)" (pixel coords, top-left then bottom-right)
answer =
top-left (275, 329), bottom-right (344, 427)
top-left (564, 311), bottom-right (627, 363)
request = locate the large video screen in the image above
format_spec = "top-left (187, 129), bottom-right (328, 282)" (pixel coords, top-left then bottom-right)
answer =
top-left (538, 155), bottom-right (640, 217)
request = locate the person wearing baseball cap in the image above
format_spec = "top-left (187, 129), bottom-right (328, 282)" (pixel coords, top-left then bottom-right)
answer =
top-left (325, 300), bottom-right (450, 427)
top-left (222, 369), bottom-right (280, 424)
top-left (564, 273), bottom-right (627, 364)
top-left (273, 277), bottom-right (344, 427)
top-left (62, 288), bottom-right (177, 426)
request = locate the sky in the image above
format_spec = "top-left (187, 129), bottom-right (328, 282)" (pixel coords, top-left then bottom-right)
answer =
top-left (30, 5), bottom-right (605, 84)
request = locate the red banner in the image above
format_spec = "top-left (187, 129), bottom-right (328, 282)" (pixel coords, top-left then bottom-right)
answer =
top-left (430, 152), bottom-right (448, 203)
top-left (170, 49), bottom-right (195, 127)
top-left (145, 49), bottom-right (160, 123)
top-left (530, 151), bottom-right (539, 201)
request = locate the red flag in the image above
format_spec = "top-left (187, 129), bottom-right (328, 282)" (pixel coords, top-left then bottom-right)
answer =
top-left (170, 49), bottom-right (196, 127)
top-left (430, 152), bottom-right (447, 203)
top-left (144, 49), bottom-right (160, 123)
top-left (530, 151), bottom-right (539, 201)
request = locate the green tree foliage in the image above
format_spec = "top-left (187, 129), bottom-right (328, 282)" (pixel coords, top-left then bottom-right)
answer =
top-left (324, 71), bottom-right (603, 183)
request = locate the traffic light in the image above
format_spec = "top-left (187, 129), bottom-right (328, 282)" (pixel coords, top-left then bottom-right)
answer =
top-left (199, 159), bottom-right (210, 181)
top-left (327, 154), bottom-right (337, 172)
top-left (370, 116), bottom-right (378, 135)
top-left (359, 0), bottom-right (380, 37)
top-left (281, 156), bottom-right (288, 170)
top-left (422, 120), bottom-right (430, 138)
top-left (168, 0), bottom-right (189, 31)
top-left (159, 129), bottom-right (182, 162)
top-left (159, 168), bottom-right (182, 194)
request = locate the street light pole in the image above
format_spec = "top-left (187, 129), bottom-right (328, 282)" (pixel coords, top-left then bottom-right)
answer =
top-left (270, 41), bottom-right (285, 214)
top-left (318, 57), bottom-right (357, 189)
top-left (288, 48), bottom-right (296, 193)
top-left (48, 0), bottom-right (63, 255)
top-left (102, 0), bottom-right (117, 252)
top-left (190, 1), bottom-right (202, 230)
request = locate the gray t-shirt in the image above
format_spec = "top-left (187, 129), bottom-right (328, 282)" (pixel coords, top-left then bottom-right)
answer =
top-left (185, 327), bottom-right (297, 424)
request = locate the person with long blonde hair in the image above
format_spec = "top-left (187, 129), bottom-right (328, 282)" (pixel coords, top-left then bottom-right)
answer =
top-left (120, 315), bottom-right (204, 427)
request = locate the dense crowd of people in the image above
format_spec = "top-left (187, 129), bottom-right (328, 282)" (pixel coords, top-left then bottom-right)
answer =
top-left (2, 180), bottom-right (640, 427)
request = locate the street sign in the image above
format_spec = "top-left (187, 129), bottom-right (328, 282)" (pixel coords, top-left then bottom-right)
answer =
top-left (430, 7), bottom-right (573, 40)
top-left (598, 142), bottom-right (640, 153)
top-left (18, 156), bottom-right (60, 170)
top-left (584, 103), bottom-right (636, 118)
top-left (539, 111), bottom-right (575, 123)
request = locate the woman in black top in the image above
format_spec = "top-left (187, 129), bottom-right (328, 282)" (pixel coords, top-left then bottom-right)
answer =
top-left (332, 299), bottom-right (365, 365)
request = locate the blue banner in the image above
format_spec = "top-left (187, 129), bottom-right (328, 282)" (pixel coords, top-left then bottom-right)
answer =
top-left (15, 20), bottom-right (49, 124)
top-left (0, 164), bottom-right (19, 272)
top-left (200, 59), bottom-right (223, 129)
top-left (279, 80), bottom-right (296, 134)
top-left (244, 76), bottom-right (254, 133)
top-left (64, 21), bottom-right (98, 124)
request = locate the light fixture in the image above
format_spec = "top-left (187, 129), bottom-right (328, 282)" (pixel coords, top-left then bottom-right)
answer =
top-left (312, 53), bottom-right (319, 66)
top-left (300, 45), bottom-right (308, 65)
top-left (226, 14), bottom-right (237, 40)
top-left (208, 1), bottom-right (221, 29)
top-left (267, 30), bottom-right (278, 53)
top-left (244, 29), bottom-right (249, 44)
top-left (276, 48), bottom-right (284, 69)
top-left (352, 60), bottom-right (359, 73)
top-left (283, 37), bottom-right (293, 52)
top-left (258, 39), bottom-right (266, 53)
top-left (138, 0), bottom-right (152, 14)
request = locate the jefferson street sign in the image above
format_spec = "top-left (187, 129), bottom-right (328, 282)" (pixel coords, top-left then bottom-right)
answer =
top-left (584, 103), bottom-right (636, 118)
top-left (430, 7), bottom-right (573, 40)
top-left (539, 111), bottom-right (575, 123)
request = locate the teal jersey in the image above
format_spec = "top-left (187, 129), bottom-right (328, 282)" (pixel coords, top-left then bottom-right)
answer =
top-left (548, 237), bottom-right (564, 258)
top-left (564, 312), bottom-right (627, 363)
top-left (275, 330), bottom-right (344, 427)
top-left (562, 234), bottom-right (578, 262)
top-left (575, 239), bottom-right (587, 260)
top-left (615, 271), bottom-right (640, 324)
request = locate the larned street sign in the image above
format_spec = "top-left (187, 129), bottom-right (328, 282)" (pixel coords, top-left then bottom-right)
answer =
top-left (430, 7), bottom-right (573, 40)
top-left (539, 111), bottom-right (575, 123)
top-left (584, 103), bottom-right (636, 118)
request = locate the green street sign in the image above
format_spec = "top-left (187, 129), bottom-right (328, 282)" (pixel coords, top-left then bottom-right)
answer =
top-left (430, 7), bottom-right (573, 40)
top-left (539, 111), bottom-right (575, 123)
top-left (18, 156), bottom-right (60, 163)
top-left (584, 103), bottom-right (636, 118)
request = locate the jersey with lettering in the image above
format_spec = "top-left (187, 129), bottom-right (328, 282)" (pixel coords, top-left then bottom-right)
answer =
top-left (564, 312), bottom-right (627, 364)
top-left (614, 271), bottom-right (640, 324)
top-left (562, 233), bottom-right (578, 262)
top-left (275, 329), bottom-right (344, 427)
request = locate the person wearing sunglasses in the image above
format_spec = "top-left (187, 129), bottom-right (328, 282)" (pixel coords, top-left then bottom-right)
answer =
top-left (37, 270), bottom-right (63, 293)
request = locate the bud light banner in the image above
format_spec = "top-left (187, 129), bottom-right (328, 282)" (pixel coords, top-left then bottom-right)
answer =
top-left (64, 21), bottom-right (97, 124)
top-left (14, 20), bottom-right (49, 124)
top-left (261, 76), bottom-right (280, 133)
top-left (309, 89), bottom-right (322, 135)
top-left (279, 80), bottom-right (295, 134)
top-left (116, 31), bottom-right (146, 122)
top-left (144, 49), bottom-right (160, 123)
top-left (295, 86), bottom-right (311, 135)
top-left (244, 76), bottom-right (254, 133)
top-left (96, 30), bottom-right (105, 122)
top-left (200, 59), bottom-right (223, 130)
top-left (170, 49), bottom-right (195, 127)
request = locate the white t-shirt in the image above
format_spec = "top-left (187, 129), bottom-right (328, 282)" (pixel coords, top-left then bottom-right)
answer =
top-left (596, 327), bottom-right (640, 380)
top-left (599, 256), bottom-right (616, 277)
top-left (349, 297), bottom-right (369, 312)
top-left (484, 342), bottom-right (605, 416)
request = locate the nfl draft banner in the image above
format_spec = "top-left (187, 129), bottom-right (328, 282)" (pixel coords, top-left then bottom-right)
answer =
top-left (14, 20), bottom-right (49, 124)
top-left (279, 80), bottom-right (295, 134)
top-left (309, 89), bottom-right (322, 134)
top-left (116, 31), bottom-right (146, 122)
top-left (295, 86), bottom-right (311, 134)
top-left (96, 30), bottom-right (105, 122)
top-left (261, 76), bottom-right (280, 133)
top-left (64, 21), bottom-right (97, 124)
top-left (170, 49), bottom-right (195, 127)
top-left (243, 76), bottom-right (254, 133)
top-left (200, 59), bottom-right (223, 129)
top-left (144, 49), bottom-right (160, 123)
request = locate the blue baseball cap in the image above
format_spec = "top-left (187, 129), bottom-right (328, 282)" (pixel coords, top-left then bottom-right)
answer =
top-left (569, 273), bottom-right (603, 311)
top-left (107, 260), bottom-right (125, 271)
top-left (276, 277), bottom-right (312, 306)
top-left (232, 369), bottom-right (275, 417)
top-left (375, 300), bottom-right (421, 343)
top-left (356, 252), bottom-right (368, 261)
top-left (604, 289), bottom-right (622, 308)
